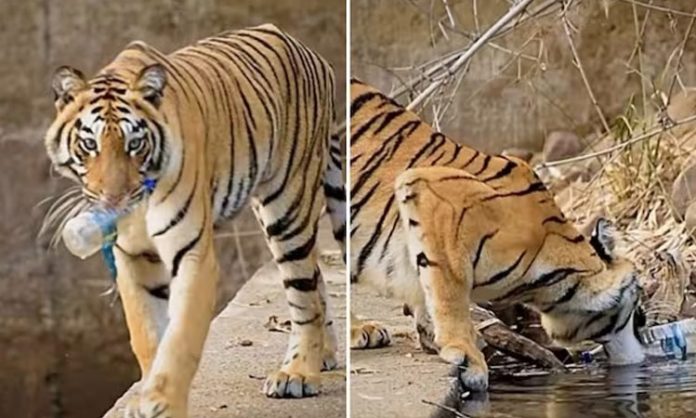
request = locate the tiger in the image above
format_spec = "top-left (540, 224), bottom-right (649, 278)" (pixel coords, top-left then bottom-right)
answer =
top-left (43, 24), bottom-right (346, 418)
top-left (349, 79), bottom-right (645, 391)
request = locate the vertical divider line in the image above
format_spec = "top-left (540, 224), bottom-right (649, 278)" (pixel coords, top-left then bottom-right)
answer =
top-left (344, 0), bottom-right (352, 416)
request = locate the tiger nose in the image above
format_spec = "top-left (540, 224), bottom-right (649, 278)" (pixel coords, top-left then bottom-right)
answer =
top-left (100, 192), bottom-right (124, 207)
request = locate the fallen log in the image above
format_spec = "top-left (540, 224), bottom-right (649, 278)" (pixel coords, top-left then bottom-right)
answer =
top-left (472, 306), bottom-right (566, 371)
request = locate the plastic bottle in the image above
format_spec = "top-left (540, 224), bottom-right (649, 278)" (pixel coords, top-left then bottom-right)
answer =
top-left (62, 207), bottom-right (120, 259)
top-left (639, 319), bottom-right (695, 360)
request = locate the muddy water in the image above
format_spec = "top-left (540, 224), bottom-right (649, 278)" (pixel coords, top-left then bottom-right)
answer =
top-left (434, 357), bottom-right (696, 418)
top-left (0, 335), bottom-right (138, 418)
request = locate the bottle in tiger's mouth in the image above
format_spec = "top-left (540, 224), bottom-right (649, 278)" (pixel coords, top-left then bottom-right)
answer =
top-left (62, 207), bottom-right (121, 259)
top-left (63, 178), bottom-right (157, 259)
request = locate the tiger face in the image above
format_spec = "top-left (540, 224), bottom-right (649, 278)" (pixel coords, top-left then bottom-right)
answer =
top-left (45, 64), bottom-right (168, 209)
top-left (540, 218), bottom-right (645, 365)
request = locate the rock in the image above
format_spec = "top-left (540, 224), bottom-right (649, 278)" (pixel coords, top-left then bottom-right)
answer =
top-left (671, 164), bottom-right (696, 219)
top-left (502, 147), bottom-right (535, 163)
top-left (685, 202), bottom-right (696, 233)
top-left (666, 88), bottom-right (696, 125)
top-left (543, 131), bottom-right (585, 163)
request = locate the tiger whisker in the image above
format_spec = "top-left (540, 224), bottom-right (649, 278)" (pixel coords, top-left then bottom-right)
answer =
top-left (42, 193), bottom-right (83, 223)
top-left (39, 186), bottom-right (92, 248)
top-left (49, 200), bottom-right (90, 248)
top-left (34, 186), bottom-right (81, 211)
top-left (39, 194), bottom-right (84, 238)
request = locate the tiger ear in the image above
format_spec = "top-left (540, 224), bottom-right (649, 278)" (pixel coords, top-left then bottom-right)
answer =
top-left (590, 217), bottom-right (616, 263)
top-left (134, 64), bottom-right (167, 107)
top-left (52, 66), bottom-right (87, 111)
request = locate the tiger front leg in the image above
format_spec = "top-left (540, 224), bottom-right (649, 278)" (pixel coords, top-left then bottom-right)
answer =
top-left (125, 213), bottom-right (219, 418)
top-left (395, 167), bottom-right (489, 392)
top-left (114, 248), bottom-right (169, 377)
top-left (252, 196), bottom-right (333, 398)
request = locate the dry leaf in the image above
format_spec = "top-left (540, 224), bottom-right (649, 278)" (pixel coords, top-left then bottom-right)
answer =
top-left (264, 315), bottom-right (291, 333)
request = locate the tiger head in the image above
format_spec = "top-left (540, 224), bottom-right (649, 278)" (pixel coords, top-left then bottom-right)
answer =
top-left (539, 218), bottom-right (646, 365)
top-left (44, 64), bottom-right (168, 209)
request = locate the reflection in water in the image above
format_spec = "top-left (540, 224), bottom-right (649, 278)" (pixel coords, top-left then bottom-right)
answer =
top-left (432, 357), bottom-right (696, 418)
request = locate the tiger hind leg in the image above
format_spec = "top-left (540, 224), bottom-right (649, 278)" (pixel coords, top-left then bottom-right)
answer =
top-left (395, 166), bottom-right (489, 391)
top-left (323, 130), bottom-right (347, 258)
top-left (318, 272), bottom-right (339, 371)
top-left (320, 129), bottom-right (346, 368)
top-left (350, 312), bottom-right (391, 349)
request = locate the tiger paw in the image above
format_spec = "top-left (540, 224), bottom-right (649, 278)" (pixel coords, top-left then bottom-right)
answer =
top-left (263, 370), bottom-right (321, 398)
top-left (124, 388), bottom-right (183, 418)
top-left (350, 321), bottom-right (391, 349)
top-left (440, 345), bottom-right (488, 392)
top-left (321, 350), bottom-right (339, 371)
top-left (415, 319), bottom-right (438, 354)
top-left (403, 304), bottom-right (437, 354)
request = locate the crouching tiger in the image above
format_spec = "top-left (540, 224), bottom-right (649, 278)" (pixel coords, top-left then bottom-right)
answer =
top-left (44, 25), bottom-right (345, 417)
top-left (349, 79), bottom-right (644, 391)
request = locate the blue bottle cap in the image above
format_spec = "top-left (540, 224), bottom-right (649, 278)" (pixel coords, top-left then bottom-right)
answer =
top-left (143, 178), bottom-right (157, 193)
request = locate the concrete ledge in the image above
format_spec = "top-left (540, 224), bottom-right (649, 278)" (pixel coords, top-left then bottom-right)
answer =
top-left (350, 285), bottom-right (451, 418)
top-left (104, 254), bottom-right (346, 417)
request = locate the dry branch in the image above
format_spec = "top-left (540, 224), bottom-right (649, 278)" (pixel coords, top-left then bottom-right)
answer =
top-left (536, 114), bottom-right (696, 169)
top-left (389, 0), bottom-right (559, 101)
top-left (406, 0), bottom-right (536, 110)
top-left (561, 0), bottom-right (612, 134)
top-left (472, 306), bottom-right (566, 370)
top-left (619, 0), bottom-right (696, 18)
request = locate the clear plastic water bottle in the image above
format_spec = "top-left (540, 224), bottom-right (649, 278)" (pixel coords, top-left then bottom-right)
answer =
top-left (660, 335), bottom-right (676, 359)
top-left (640, 319), bottom-right (694, 360)
top-left (62, 207), bottom-right (120, 259)
top-left (672, 323), bottom-right (688, 360)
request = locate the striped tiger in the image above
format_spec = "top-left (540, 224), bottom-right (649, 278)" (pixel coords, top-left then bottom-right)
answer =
top-left (43, 24), bottom-right (345, 417)
top-left (349, 79), bottom-right (644, 391)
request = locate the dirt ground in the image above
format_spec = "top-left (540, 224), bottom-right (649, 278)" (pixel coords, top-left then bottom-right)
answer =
top-left (103, 225), bottom-right (346, 418)
top-left (350, 285), bottom-right (455, 418)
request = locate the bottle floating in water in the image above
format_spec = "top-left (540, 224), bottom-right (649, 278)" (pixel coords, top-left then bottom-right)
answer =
top-left (581, 319), bottom-right (696, 363)
top-left (62, 207), bottom-right (121, 259)
top-left (639, 319), bottom-right (695, 360)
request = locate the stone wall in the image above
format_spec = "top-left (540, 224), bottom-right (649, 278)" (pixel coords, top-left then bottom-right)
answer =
top-left (0, 1), bottom-right (345, 417)
top-left (351, 0), bottom-right (696, 153)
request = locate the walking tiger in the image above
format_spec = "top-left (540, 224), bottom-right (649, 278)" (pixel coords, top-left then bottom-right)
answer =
top-left (44, 24), bottom-right (345, 417)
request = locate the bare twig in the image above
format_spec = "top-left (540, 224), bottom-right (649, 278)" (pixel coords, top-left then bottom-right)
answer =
top-left (667, 6), bottom-right (696, 103)
top-left (391, 0), bottom-right (558, 100)
top-left (561, 0), bottom-right (612, 134)
top-left (629, 0), bottom-right (652, 117)
top-left (472, 0), bottom-right (481, 35)
top-left (443, 0), bottom-right (456, 27)
top-left (537, 114), bottom-right (696, 169)
top-left (231, 222), bottom-right (250, 279)
top-left (619, 0), bottom-right (696, 18)
top-left (407, 0), bottom-right (537, 110)
top-left (421, 399), bottom-right (472, 418)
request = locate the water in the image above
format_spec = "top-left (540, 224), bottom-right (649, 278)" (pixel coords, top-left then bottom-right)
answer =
top-left (433, 357), bottom-right (696, 418)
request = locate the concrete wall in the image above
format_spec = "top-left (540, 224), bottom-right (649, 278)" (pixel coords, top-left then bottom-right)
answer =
top-left (351, 0), bottom-right (696, 153)
top-left (0, 1), bottom-right (345, 417)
